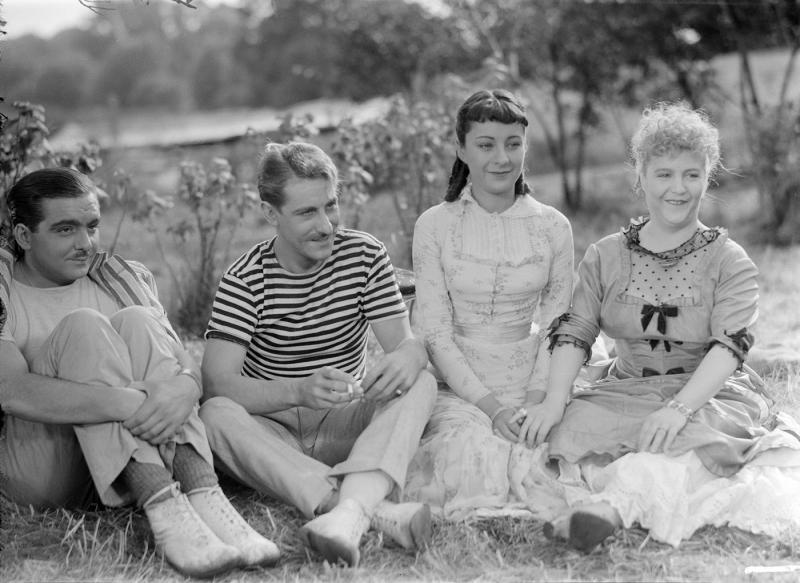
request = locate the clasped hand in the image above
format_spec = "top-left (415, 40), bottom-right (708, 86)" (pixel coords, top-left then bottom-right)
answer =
top-left (299, 348), bottom-right (418, 409)
top-left (123, 377), bottom-right (196, 445)
top-left (637, 406), bottom-right (688, 453)
top-left (513, 401), bottom-right (564, 447)
top-left (491, 401), bottom-right (563, 447)
top-left (123, 350), bottom-right (198, 445)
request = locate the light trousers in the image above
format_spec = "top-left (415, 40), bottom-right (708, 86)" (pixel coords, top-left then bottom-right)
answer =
top-left (0, 306), bottom-right (211, 509)
top-left (199, 370), bottom-right (437, 518)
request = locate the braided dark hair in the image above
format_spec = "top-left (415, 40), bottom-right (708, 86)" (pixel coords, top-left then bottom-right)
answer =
top-left (445, 89), bottom-right (530, 202)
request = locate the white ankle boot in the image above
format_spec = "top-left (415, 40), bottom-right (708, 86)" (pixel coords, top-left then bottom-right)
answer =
top-left (300, 498), bottom-right (370, 567)
top-left (143, 483), bottom-right (242, 578)
top-left (372, 501), bottom-right (432, 550)
top-left (187, 485), bottom-right (280, 568)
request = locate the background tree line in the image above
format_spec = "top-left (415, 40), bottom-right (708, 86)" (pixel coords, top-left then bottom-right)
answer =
top-left (1, 0), bottom-right (788, 113)
top-left (1, 0), bottom-right (799, 246)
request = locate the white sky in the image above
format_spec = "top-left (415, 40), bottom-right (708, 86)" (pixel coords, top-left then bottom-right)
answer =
top-left (1, 0), bottom-right (446, 39)
top-left (1, 0), bottom-right (229, 39)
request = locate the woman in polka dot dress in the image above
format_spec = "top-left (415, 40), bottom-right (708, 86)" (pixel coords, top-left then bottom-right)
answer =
top-left (525, 102), bottom-right (800, 551)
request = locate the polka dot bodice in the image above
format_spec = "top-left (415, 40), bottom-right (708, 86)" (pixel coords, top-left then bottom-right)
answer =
top-left (623, 219), bottom-right (720, 305)
top-left (551, 217), bottom-right (758, 378)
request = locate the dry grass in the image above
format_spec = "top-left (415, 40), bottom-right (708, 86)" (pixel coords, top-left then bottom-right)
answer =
top-left (3, 170), bottom-right (799, 581)
top-left (3, 466), bottom-right (800, 582)
top-left (2, 293), bottom-right (799, 582)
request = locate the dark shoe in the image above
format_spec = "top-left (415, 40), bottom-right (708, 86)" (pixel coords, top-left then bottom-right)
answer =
top-left (543, 505), bottom-right (618, 553)
top-left (567, 510), bottom-right (617, 552)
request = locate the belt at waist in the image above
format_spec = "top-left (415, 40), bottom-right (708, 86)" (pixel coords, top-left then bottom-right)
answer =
top-left (453, 321), bottom-right (532, 343)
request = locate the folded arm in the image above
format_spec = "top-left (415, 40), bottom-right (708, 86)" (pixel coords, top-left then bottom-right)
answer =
top-left (0, 339), bottom-right (145, 425)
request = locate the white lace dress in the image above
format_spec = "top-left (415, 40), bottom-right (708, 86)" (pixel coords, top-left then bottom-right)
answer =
top-left (403, 187), bottom-right (574, 520)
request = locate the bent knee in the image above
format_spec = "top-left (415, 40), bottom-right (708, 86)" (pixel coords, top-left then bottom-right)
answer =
top-left (414, 369), bottom-right (437, 392)
top-left (408, 369), bottom-right (438, 402)
top-left (60, 307), bottom-right (111, 331)
top-left (110, 305), bottom-right (160, 330)
top-left (199, 396), bottom-right (247, 427)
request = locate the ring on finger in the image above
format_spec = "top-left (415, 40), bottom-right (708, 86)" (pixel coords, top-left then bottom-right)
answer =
top-left (395, 389), bottom-right (403, 396)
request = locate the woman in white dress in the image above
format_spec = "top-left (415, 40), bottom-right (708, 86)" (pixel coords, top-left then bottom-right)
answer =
top-left (403, 89), bottom-right (574, 519)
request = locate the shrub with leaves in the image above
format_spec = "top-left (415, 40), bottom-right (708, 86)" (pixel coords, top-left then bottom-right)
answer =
top-left (745, 102), bottom-right (800, 246)
top-left (139, 157), bottom-right (258, 337)
top-left (276, 95), bottom-right (454, 264)
top-left (0, 101), bottom-right (103, 251)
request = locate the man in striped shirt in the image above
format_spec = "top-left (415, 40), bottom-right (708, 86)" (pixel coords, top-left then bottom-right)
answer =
top-left (199, 142), bottom-right (437, 567)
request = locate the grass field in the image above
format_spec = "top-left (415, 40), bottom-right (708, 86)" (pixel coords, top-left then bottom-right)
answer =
top-left (2, 187), bottom-right (799, 581)
top-left (3, 84), bottom-right (800, 579)
top-left (2, 362), bottom-right (799, 583)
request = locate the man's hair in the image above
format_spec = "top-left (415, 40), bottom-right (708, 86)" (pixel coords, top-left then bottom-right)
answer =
top-left (7, 167), bottom-right (96, 232)
top-left (6, 168), bottom-right (97, 259)
top-left (257, 142), bottom-right (338, 207)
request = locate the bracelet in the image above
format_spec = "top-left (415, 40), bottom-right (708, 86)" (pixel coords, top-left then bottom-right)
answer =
top-left (177, 367), bottom-right (201, 389)
top-left (665, 398), bottom-right (694, 419)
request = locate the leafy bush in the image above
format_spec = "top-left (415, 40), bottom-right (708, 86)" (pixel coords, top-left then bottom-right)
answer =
top-left (745, 102), bottom-right (800, 246)
top-left (0, 102), bottom-right (102, 249)
top-left (275, 95), bottom-right (454, 265)
top-left (0, 102), bottom-right (258, 338)
top-left (137, 158), bottom-right (258, 337)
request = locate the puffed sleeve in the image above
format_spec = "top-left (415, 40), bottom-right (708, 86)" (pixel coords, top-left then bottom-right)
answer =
top-left (548, 241), bottom-right (604, 360)
top-left (708, 241), bottom-right (758, 362)
top-left (528, 209), bottom-right (574, 392)
top-left (413, 206), bottom-right (492, 404)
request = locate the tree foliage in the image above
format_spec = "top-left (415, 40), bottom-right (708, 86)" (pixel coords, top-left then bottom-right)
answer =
top-left (2, 0), bottom-right (797, 230)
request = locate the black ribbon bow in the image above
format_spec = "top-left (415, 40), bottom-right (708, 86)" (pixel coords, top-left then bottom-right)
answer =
top-left (640, 303), bottom-right (678, 334)
top-left (643, 366), bottom-right (686, 377)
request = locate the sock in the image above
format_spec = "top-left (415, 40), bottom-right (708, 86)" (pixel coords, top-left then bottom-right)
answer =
top-left (120, 461), bottom-right (174, 508)
top-left (172, 444), bottom-right (218, 493)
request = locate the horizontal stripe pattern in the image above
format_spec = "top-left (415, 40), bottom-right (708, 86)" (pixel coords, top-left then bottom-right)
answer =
top-left (206, 229), bottom-right (407, 380)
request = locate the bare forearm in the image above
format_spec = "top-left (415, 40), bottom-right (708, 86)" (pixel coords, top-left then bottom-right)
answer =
top-left (674, 345), bottom-right (738, 411)
top-left (0, 373), bottom-right (143, 424)
top-left (202, 372), bottom-right (302, 414)
top-left (545, 343), bottom-right (585, 407)
top-left (396, 337), bottom-right (428, 373)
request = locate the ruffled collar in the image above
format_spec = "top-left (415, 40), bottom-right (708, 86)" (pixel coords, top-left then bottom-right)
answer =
top-left (459, 184), bottom-right (542, 218)
top-left (623, 216), bottom-right (723, 262)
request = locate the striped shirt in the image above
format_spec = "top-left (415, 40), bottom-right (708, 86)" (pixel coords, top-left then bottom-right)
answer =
top-left (205, 229), bottom-right (407, 381)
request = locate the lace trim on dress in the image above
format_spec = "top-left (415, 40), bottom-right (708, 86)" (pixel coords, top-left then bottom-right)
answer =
top-left (623, 217), bottom-right (722, 265)
top-left (708, 340), bottom-right (745, 365)
top-left (707, 328), bottom-right (754, 368)
top-left (725, 327), bottom-right (755, 355)
top-left (547, 315), bottom-right (593, 362)
top-left (550, 336), bottom-right (592, 364)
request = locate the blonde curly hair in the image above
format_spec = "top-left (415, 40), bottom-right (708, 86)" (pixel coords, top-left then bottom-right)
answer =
top-left (630, 102), bottom-right (720, 181)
